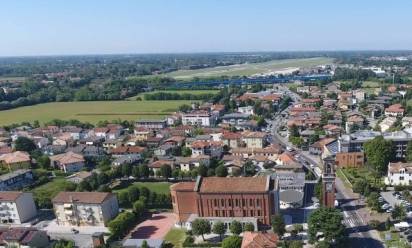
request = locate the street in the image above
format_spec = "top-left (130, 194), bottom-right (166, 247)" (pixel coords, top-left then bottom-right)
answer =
top-left (270, 86), bottom-right (384, 247)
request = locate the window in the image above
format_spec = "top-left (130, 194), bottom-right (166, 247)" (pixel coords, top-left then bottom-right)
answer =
top-left (400, 176), bottom-right (405, 180)
top-left (242, 199), bottom-right (245, 207)
top-left (215, 210), bottom-right (219, 216)
top-left (256, 199), bottom-right (260, 207)
top-left (221, 199), bottom-right (225, 207)
top-left (257, 210), bottom-right (261, 216)
top-left (249, 199), bottom-right (253, 206)
top-left (250, 210), bottom-right (253, 216)
top-left (235, 199), bottom-right (239, 207)
top-left (228, 199), bottom-right (231, 207)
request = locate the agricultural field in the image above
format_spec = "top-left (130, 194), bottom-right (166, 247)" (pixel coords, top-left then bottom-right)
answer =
top-left (127, 89), bottom-right (219, 100)
top-left (0, 100), bottom-right (192, 126)
top-left (164, 57), bottom-right (334, 80)
top-left (0, 76), bottom-right (26, 83)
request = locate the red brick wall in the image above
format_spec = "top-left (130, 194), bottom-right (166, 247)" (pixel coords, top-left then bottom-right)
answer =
top-left (335, 152), bottom-right (364, 168)
top-left (171, 190), bottom-right (199, 223)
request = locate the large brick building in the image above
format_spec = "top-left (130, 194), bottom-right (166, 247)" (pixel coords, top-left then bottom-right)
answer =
top-left (170, 176), bottom-right (279, 229)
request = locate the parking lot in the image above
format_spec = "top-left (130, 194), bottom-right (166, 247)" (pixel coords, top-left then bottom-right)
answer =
top-left (380, 191), bottom-right (412, 214)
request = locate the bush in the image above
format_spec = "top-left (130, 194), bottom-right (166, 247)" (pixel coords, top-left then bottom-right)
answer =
top-left (222, 236), bottom-right (242, 248)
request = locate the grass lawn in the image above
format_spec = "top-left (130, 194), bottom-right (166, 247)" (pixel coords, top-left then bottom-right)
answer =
top-left (362, 81), bottom-right (381, 88)
top-left (114, 181), bottom-right (172, 195)
top-left (163, 57), bottom-right (334, 79)
top-left (336, 168), bottom-right (352, 188)
top-left (0, 100), bottom-right (192, 126)
top-left (380, 230), bottom-right (410, 248)
top-left (164, 228), bottom-right (186, 248)
top-left (127, 89), bottom-right (219, 100)
top-left (32, 178), bottom-right (75, 202)
top-left (341, 167), bottom-right (382, 186)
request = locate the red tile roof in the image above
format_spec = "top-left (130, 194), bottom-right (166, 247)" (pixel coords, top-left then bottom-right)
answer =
top-left (52, 192), bottom-right (114, 204)
top-left (241, 232), bottom-right (278, 248)
top-left (199, 177), bottom-right (269, 193)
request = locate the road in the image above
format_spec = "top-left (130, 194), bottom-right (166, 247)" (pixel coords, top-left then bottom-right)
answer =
top-left (270, 86), bottom-right (383, 247)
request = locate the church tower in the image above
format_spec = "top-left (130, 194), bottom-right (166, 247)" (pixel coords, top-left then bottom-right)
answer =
top-left (322, 156), bottom-right (336, 208)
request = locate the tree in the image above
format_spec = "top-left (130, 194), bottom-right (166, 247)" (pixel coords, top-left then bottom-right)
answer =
top-left (182, 147), bottom-right (192, 157)
top-left (139, 165), bottom-right (150, 178)
top-left (121, 164), bottom-right (132, 177)
top-left (244, 222), bottom-right (255, 232)
top-left (229, 220), bottom-right (242, 235)
top-left (271, 214), bottom-right (285, 237)
top-left (198, 164), bottom-right (208, 177)
top-left (222, 236), bottom-right (242, 248)
top-left (76, 180), bottom-right (91, 192)
top-left (243, 161), bottom-right (255, 177)
top-left (215, 165), bottom-right (228, 177)
top-left (14, 136), bottom-right (36, 152)
top-left (352, 180), bottom-right (368, 195)
top-left (37, 155), bottom-right (50, 169)
top-left (128, 186), bottom-right (140, 203)
top-left (289, 124), bottom-right (299, 138)
top-left (308, 207), bottom-right (346, 246)
top-left (172, 169), bottom-right (180, 178)
top-left (160, 164), bottom-right (172, 178)
top-left (207, 168), bottom-right (215, 176)
top-left (191, 219), bottom-right (211, 241)
top-left (363, 136), bottom-right (394, 175)
top-left (406, 140), bottom-right (412, 162)
top-left (366, 192), bottom-right (381, 212)
top-left (212, 221), bottom-right (226, 241)
top-left (392, 205), bottom-right (406, 221)
top-left (53, 240), bottom-right (75, 248)
top-left (141, 240), bottom-right (149, 248)
top-left (133, 200), bottom-right (145, 217)
top-left (118, 191), bottom-right (130, 207)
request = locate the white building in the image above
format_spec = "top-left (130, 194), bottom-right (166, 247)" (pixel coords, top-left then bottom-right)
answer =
top-left (0, 192), bottom-right (37, 224)
top-left (379, 117), bottom-right (397, 132)
top-left (182, 111), bottom-right (214, 127)
top-left (276, 172), bottom-right (305, 209)
top-left (385, 162), bottom-right (412, 186)
top-left (52, 192), bottom-right (119, 227)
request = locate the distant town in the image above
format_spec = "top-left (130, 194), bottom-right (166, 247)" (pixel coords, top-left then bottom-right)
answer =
top-left (1, 51), bottom-right (412, 248)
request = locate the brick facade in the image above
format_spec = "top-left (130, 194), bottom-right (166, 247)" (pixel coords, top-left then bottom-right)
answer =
top-left (335, 152), bottom-right (364, 168)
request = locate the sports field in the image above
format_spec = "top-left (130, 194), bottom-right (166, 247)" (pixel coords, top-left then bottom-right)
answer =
top-left (0, 100), bottom-right (191, 126)
top-left (164, 57), bottom-right (334, 79)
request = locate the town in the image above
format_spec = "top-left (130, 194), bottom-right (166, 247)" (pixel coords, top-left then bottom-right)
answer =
top-left (1, 51), bottom-right (412, 248)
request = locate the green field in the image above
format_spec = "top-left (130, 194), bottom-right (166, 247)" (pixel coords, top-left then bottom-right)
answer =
top-left (32, 178), bottom-right (75, 203)
top-left (0, 76), bottom-right (26, 83)
top-left (362, 81), bottom-right (381, 88)
top-left (127, 89), bottom-right (219, 100)
top-left (0, 100), bottom-right (192, 126)
top-left (164, 57), bottom-right (334, 79)
top-left (115, 182), bottom-right (172, 195)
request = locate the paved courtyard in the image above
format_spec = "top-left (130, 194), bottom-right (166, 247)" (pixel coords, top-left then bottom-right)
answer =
top-left (131, 212), bottom-right (176, 239)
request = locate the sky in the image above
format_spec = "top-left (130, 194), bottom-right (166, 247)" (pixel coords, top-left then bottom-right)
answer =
top-left (1, 0), bottom-right (412, 56)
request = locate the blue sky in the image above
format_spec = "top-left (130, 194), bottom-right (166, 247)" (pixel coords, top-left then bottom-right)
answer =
top-left (1, 0), bottom-right (412, 56)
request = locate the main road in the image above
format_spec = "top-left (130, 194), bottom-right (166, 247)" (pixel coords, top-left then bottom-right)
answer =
top-left (269, 86), bottom-right (383, 248)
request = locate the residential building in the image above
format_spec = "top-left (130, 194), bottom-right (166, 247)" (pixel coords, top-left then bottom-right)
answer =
top-left (221, 132), bottom-right (242, 149)
top-left (0, 228), bottom-right (50, 248)
top-left (135, 120), bottom-right (167, 130)
top-left (52, 192), bottom-right (119, 227)
top-left (0, 152), bottom-right (31, 171)
top-left (335, 152), bottom-right (364, 168)
top-left (241, 131), bottom-right (267, 149)
top-left (379, 117), bottom-right (397, 132)
top-left (0, 192), bottom-right (37, 224)
top-left (221, 113), bottom-right (251, 128)
top-left (191, 141), bottom-right (223, 158)
top-left (170, 176), bottom-right (279, 229)
top-left (385, 104), bottom-right (404, 117)
top-left (0, 169), bottom-right (34, 191)
top-left (385, 162), bottom-right (412, 186)
top-left (182, 111), bottom-right (214, 127)
top-left (241, 231), bottom-right (278, 248)
top-left (65, 171), bottom-right (93, 184)
top-left (175, 155), bottom-right (210, 171)
top-left (50, 151), bottom-right (85, 173)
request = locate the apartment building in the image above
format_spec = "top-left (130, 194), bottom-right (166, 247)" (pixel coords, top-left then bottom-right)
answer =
top-left (385, 162), bottom-right (412, 186)
top-left (0, 192), bottom-right (37, 224)
top-left (182, 111), bottom-right (215, 127)
top-left (0, 169), bottom-right (34, 191)
top-left (52, 192), bottom-right (119, 227)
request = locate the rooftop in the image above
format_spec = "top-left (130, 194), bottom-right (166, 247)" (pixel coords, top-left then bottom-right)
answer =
top-left (52, 192), bottom-right (114, 204)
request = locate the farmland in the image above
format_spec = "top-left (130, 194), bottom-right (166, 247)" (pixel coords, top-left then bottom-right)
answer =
top-left (0, 100), bottom-right (192, 126)
top-left (164, 57), bottom-right (334, 79)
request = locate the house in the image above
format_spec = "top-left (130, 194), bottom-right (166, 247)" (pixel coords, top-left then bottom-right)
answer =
top-left (385, 162), bottom-right (412, 186)
top-left (241, 231), bottom-right (278, 248)
top-left (0, 228), bottom-right (50, 248)
top-left (0, 192), bottom-right (37, 224)
top-left (66, 171), bottom-right (93, 184)
top-left (323, 124), bottom-right (342, 136)
top-left (309, 138), bottom-right (335, 155)
top-left (0, 152), bottom-right (31, 171)
top-left (241, 131), bottom-right (267, 149)
top-left (0, 169), bottom-right (34, 191)
top-left (231, 145), bottom-right (282, 159)
top-left (110, 146), bottom-right (145, 158)
top-left (112, 154), bottom-right (142, 167)
top-left (175, 155), bottom-right (210, 171)
top-left (191, 141), bottom-right (223, 158)
top-left (93, 127), bottom-right (109, 139)
top-left (154, 144), bottom-right (175, 157)
top-left (237, 106), bottom-right (254, 115)
top-left (52, 192), bottom-right (119, 227)
top-left (149, 160), bottom-right (175, 175)
top-left (385, 104), bottom-right (404, 117)
top-left (50, 151), bottom-right (85, 173)
top-left (221, 132), bottom-right (242, 149)
top-left (345, 113), bottom-right (366, 133)
top-left (133, 127), bottom-right (152, 141)
top-left (335, 152), bottom-right (364, 168)
top-left (135, 120), bottom-right (167, 130)
top-left (379, 117), bottom-right (397, 132)
top-left (276, 152), bottom-right (297, 166)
